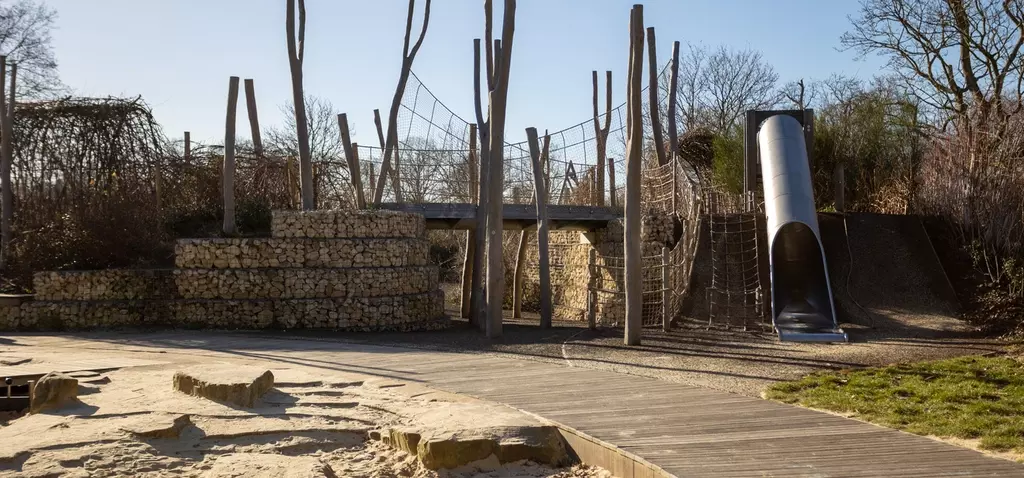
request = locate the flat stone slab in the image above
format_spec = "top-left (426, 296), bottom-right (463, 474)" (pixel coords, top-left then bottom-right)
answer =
top-left (173, 367), bottom-right (274, 408)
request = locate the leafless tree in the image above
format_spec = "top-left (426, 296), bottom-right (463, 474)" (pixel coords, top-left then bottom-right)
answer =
top-left (372, 0), bottom-right (431, 205)
top-left (285, 0), bottom-right (313, 209)
top-left (842, 0), bottom-right (1024, 125)
top-left (703, 46), bottom-right (780, 133)
top-left (266, 95), bottom-right (341, 164)
top-left (0, 0), bottom-right (59, 98)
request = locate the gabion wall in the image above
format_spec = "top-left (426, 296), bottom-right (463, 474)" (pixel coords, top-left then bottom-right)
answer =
top-left (1, 210), bottom-right (447, 332)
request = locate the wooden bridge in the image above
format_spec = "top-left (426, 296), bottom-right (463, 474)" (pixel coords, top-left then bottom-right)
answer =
top-left (379, 202), bottom-right (622, 231)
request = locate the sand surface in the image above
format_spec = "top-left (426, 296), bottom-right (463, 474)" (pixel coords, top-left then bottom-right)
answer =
top-left (0, 361), bottom-right (611, 478)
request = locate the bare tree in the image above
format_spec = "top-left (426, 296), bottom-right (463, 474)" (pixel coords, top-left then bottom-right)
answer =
top-left (285, 0), bottom-right (313, 210)
top-left (0, 0), bottom-right (59, 98)
top-left (704, 46), bottom-right (779, 133)
top-left (842, 0), bottom-right (1024, 125)
top-left (266, 95), bottom-right (341, 163)
top-left (372, 0), bottom-right (431, 205)
top-left (592, 70), bottom-right (611, 205)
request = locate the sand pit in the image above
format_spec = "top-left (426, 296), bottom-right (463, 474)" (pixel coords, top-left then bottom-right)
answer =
top-left (0, 364), bottom-right (612, 478)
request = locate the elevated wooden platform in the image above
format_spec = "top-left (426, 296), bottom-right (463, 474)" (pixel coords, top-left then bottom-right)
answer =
top-left (379, 202), bottom-right (621, 231)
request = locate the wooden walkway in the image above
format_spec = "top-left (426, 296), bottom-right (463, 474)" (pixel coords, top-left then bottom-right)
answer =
top-left (379, 202), bottom-right (620, 231)
top-left (7, 333), bottom-right (1023, 477)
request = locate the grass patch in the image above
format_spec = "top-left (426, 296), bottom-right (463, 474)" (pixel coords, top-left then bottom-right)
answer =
top-left (765, 355), bottom-right (1024, 456)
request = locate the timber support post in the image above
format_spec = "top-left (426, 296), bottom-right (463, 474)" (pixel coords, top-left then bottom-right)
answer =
top-left (244, 78), bottom-right (263, 156)
top-left (0, 58), bottom-right (11, 269)
top-left (184, 131), bottom-right (191, 161)
top-left (662, 246), bottom-right (671, 332)
top-left (608, 157), bottom-right (617, 208)
top-left (461, 123), bottom-right (479, 320)
top-left (527, 127), bottom-right (551, 328)
top-left (587, 248), bottom-right (597, 330)
top-left (337, 113), bottom-right (365, 209)
top-left (624, 4), bottom-right (644, 346)
top-left (223, 76), bottom-right (240, 235)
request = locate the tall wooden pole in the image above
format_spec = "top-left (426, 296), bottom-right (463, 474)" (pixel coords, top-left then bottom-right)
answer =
top-left (667, 41), bottom-right (680, 162)
top-left (527, 127), bottom-right (552, 328)
top-left (223, 76), bottom-right (240, 235)
top-left (0, 58), bottom-right (10, 270)
top-left (624, 5), bottom-right (644, 346)
top-left (286, 0), bottom-right (314, 210)
top-left (485, 0), bottom-right (517, 338)
top-left (337, 113), bottom-right (365, 209)
top-left (461, 123), bottom-right (478, 320)
top-left (471, 39), bottom-right (491, 330)
top-left (592, 71), bottom-right (612, 206)
top-left (244, 79), bottom-right (263, 156)
top-left (184, 131), bottom-right (191, 161)
top-left (608, 157), bottom-right (617, 208)
top-left (647, 27), bottom-right (667, 166)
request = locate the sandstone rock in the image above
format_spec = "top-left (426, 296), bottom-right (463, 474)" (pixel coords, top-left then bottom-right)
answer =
top-left (173, 367), bottom-right (274, 408)
top-left (125, 413), bottom-right (192, 439)
top-left (30, 371), bottom-right (79, 413)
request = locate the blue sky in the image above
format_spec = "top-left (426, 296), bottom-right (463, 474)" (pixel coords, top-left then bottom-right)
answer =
top-left (45, 0), bottom-right (885, 145)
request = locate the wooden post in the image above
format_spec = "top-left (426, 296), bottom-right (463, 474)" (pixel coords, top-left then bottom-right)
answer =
top-left (527, 127), bottom-right (551, 328)
top-left (471, 39), bottom-right (491, 330)
top-left (223, 76), bottom-right (240, 235)
top-left (608, 157), bottom-right (617, 208)
top-left (244, 78), bottom-right (263, 156)
top-left (667, 41), bottom-right (680, 162)
top-left (646, 27), bottom-right (667, 166)
top-left (662, 246), bottom-right (671, 332)
top-left (184, 131), bottom-right (191, 161)
top-left (373, 108), bottom-right (403, 203)
top-left (834, 163), bottom-right (846, 212)
top-left (0, 58), bottom-right (10, 269)
top-left (592, 71), bottom-right (612, 206)
top-left (485, 0), bottom-right (517, 339)
top-left (587, 248), bottom-right (597, 329)
top-left (512, 230), bottom-right (528, 319)
top-left (337, 113), bottom-right (365, 209)
top-left (286, 0), bottom-right (314, 210)
top-left (624, 5), bottom-right (644, 346)
top-left (461, 123), bottom-right (479, 320)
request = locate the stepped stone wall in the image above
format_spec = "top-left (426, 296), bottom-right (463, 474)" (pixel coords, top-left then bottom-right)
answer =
top-left (1, 210), bottom-right (446, 332)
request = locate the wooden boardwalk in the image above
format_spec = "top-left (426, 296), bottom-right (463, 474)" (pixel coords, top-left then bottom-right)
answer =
top-left (7, 333), bottom-right (1023, 477)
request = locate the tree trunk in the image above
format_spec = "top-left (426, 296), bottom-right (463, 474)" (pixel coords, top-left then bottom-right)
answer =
top-left (337, 113), bottom-right (365, 209)
top-left (667, 41), bottom-right (680, 162)
top-left (647, 27), bottom-right (667, 166)
top-left (485, 0), bottom-right (517, 339)
top-left (527, 127), bottom-right (552, 328)
top-left (624, 5), bottom-right (644, 346)
top-left (471, 39), bottom-right (490, 330)
top-left (286, 0), bottom-right (314, 210)
top-left (0, 59), bottom-right (11, 269)
top-left (244, 78), bottom-right (263, 156)
top-left (223, 76), bottom-right (240, 235)
top-left (184, 131), bottom-right (191, 161)
top-left (461, 123), bottom-right (478, 320)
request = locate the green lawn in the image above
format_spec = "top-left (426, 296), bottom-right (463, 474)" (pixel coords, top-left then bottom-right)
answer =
top-left (765, 355), bottom-right (1024, 457)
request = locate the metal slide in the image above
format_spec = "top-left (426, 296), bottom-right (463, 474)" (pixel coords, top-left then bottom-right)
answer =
top-left (758, 115), bottom-right (847, 342)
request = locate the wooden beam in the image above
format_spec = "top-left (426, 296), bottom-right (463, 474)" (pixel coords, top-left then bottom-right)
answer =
top-left (461, 123), bottom-right (479, 320)
top-left (337, 113), bottom-right (365, 209)
top-left (624, 5), bottom-right (644, 346)
top-left (587, 248), bottom-right (597, 329)
top-left (527, 127), bottom-right (551, 328)
top-left (608, 157), bottom-right (617, 208)
top-left (243, 78), bottom-right (263, 156)
top-left (223, 76), bottom-right (240, 235)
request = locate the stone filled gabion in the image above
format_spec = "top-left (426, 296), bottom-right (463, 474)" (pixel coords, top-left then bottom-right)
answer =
top-left (2, 292), bottom-right (445, 332)
top-left (271, 210), bottom-right (426, 239)
top-left (34, 269), bottom-right (177, 301)
top-left (2, 210), bottom-right (447, 332)
top-left (173, 266), bottom-right (439, 300)
top-left (599, 213), bottom-right (676, 244)
top-left (174, 238), bottom-right (430, 269)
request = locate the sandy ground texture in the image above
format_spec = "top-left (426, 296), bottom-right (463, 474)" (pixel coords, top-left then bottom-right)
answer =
top-left (0, 356), bottom-right (611, 478)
